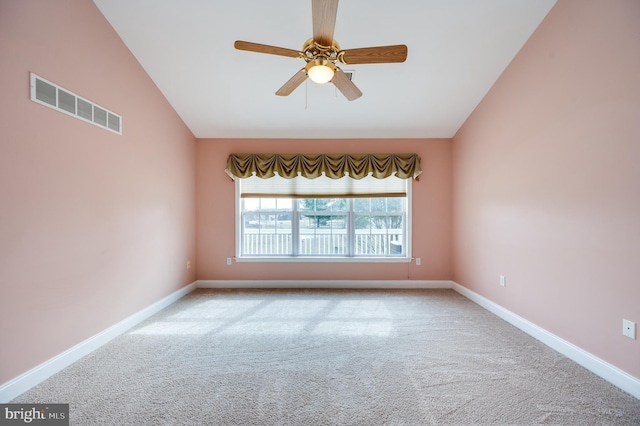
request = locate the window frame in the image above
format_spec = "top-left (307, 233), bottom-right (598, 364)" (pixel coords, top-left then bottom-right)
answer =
top-left (235, 179), bottom-right (412, 263)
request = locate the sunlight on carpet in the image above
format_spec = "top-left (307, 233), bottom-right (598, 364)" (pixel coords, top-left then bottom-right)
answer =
top-left (13, 289), bottom-right (640, 425)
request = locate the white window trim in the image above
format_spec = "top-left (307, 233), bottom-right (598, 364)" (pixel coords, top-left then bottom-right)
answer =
top-left (234, 179), bottom-right (412, 263)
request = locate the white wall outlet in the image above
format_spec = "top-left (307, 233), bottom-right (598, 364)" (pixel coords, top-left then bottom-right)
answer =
top-left (226, 257), bottom-right (232, 266)
top-left (415, 258), bottom-right (421, 266)
top-left (623, 319), bottom-right (636, 339)
top-left (499, 275), bottom-right (506, 287)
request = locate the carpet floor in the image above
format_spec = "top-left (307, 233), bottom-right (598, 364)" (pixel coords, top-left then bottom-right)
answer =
top-left (12, 289), bottom-right (640, 425)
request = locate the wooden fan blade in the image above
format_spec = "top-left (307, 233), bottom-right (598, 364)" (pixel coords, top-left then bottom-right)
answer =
top-left (234, 40), bottom-right (301, 59)
top-left (276, 69), bottom-right (308, 96)
top-left (332, 67), bottom-right (362, 101)
top-left (340, 45), bottom-right (408, 64)
top-left (312, 0), bottom-right (339, 47)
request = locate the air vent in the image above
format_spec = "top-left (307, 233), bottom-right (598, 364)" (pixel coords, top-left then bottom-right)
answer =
top-left (30, 73), bottom-right (122, 135)
top-left (343, 70), bottom-right (354, 81)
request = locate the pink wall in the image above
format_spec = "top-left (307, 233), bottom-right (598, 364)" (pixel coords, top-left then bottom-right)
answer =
top-left (452, 0), bottom-right (640, 379)
top-left (0, 0), bottom-right (196, 384)
top-left (4, 0), bottom-right (636, 397)
top-left (196, 138), bottom-right (452, 281)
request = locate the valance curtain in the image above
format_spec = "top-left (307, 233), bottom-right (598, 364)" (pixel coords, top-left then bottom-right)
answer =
top-left (225, 153), bottom-right (422, 181)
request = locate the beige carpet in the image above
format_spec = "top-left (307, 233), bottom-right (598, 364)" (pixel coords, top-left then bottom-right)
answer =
top-left (13, 289), bottom-right (640, 425)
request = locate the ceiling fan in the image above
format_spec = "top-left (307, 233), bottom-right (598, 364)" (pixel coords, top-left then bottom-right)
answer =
top-left (234, 0), bottom-right (408, 101)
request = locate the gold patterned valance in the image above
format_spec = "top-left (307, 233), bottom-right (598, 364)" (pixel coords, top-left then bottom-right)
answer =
top-left (225, 153), bottom-right (422, 180)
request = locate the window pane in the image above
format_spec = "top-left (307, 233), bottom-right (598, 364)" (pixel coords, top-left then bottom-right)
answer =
top-left (242, 199), bottom-right (293, 255)
top-left (259, 214), bottom-right (274, 229)
top-left (260, 198), bottom-right (276, 210)
top-left (299, 198), bottom-right (346, 212)
top-left (355, 214), bottom-right (371, 230)
top-left (370, 216), bottom-right (388, 230)
top-left (388, 215), bottom-right (403, 229)
top-left (242, 213), bottom-right (292, 256)
top-left (276, 212), bottom-right (291, 222)
top-left (244, 213), bottom-right (260, 228)
top-left (355, 232), bottom-right (391, 255)
top-left (299, 214), bottom-right (347, 255)
top-left (243, 199), bottom-right (260, 212)
top-left (354, 198), bottom-right (370, 212)
top-left (299, 199), bottom-right (315, 211)
top-left (244, 198), bottom-right (292, 212)
top-left (355, 229), bottom-right (383, 255)
top-left (300, 214), bottom-right (347, 230)
top-left (276, 199), bottom-right (292, 210)
top-left (239, 192), bottom-right (408, 258)
top-left (387, 198), bottom-right (402, 212)
top-left (331, 199), bottom-right (347, 211)
top-left (389, 239), bottom-right (403, 254)
top-left (370, 198), bottom-right (387, 212)
top-left (315, 199), bottom-right (331, 212)
top-left (243, 231), bottom-right (292, 255)
top-left (326, 216), bottom-right (346, 229)
top-left (354, 213), bottom-right (404, 256)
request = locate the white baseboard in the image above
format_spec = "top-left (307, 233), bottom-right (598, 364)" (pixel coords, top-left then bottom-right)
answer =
top-left (0, 282), bottom-right (198, 403)
top-left (4, 280), bottom-right (637, 402)
top-left (451, 281), bottom-right (640, 400)
top-left (196, 279), bottom-right (453, 289)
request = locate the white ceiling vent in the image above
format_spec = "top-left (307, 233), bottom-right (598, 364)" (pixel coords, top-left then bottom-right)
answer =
top-left (30, 73), bottom-right (122, 135)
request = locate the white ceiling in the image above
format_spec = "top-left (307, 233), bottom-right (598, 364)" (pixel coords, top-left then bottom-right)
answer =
top-left (93, 0), bottom-right (556, 139)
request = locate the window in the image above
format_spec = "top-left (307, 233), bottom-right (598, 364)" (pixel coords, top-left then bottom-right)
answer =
top-left (227, 153), bottom-right (421, 262)
top-left (236, 178), bottom-right (411, 262)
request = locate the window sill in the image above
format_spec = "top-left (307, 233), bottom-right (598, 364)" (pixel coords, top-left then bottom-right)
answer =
top-left (235, 256), bottom-right (412, 263)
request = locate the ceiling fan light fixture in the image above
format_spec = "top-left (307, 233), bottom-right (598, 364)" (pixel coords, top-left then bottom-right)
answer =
top-left (306, 58), bottom-right (335, 84)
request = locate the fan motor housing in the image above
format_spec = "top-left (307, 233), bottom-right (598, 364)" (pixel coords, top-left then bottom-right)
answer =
top-left (302, 38), bottom-right (343, 64)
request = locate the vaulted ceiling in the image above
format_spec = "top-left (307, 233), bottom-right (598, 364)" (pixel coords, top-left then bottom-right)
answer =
top-left (93, 0), bottom-right (556, 139)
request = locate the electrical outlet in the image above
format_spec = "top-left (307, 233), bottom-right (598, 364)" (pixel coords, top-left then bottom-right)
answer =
top-left (186, 260), bottom-right (190, 270)
top-left (623, 319), bottom-right (636, 339)
top-left (226, 257), bottom-right (232, 266)
top-left (415, 258), bottom-right (421, 266)
top-left (500, 275), bottom-right (506, 287)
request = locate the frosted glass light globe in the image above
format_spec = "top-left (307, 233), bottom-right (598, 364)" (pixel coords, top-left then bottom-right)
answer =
top-left (307, 61), bottom-right (335, 84)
